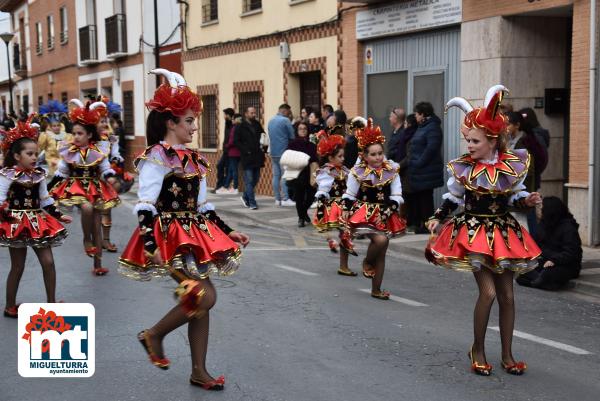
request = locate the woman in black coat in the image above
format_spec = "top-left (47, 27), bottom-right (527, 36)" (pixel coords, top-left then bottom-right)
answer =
top-left (287, 121), bottom-right (318, 227)
top-left (407, 102), bottom-right (444, 233)
top-left (516, 196), bottom-right (582, 290)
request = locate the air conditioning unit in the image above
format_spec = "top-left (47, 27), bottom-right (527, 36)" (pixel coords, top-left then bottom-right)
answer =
top-left (279, 41), bottom-right (290, 60)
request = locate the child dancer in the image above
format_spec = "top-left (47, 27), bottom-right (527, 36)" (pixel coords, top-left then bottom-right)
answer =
top-left (48, 99), bottom-right (120, 276)
top-left (95, 98), bottom-right (125, 253)
top-left (0, 116), bottom-right (72, 317)
top-left (342, 119), bottom-right (406, 299)
top-left (426, 85), bottom-right (541, 376)
top-left (38, 100), bottom-right (71, 175)
top-left (118, 69), bottom-right (249, 390)
top-left (313, 130), bottom-right (356, 276)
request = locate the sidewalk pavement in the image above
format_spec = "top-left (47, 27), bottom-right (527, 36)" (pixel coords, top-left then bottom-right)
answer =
top-left (207, 190), bottom-right (600, 300)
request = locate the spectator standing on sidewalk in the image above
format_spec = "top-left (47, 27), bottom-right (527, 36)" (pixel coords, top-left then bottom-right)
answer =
top-left (234, 106), bottom-right (265, 210)
top-left (386, 108), bottom-right (406, 162)
top-left (407, 101), bottom-right (444, 233)
top-left (397, 114), bottom-right (418, 229)
top-left (217, 113), bottom-right (243, 194)
top-left (213, 108), bottom-right (235, 193)
top-left (322, 104), bottom-right (334, 125)
top-left (308, 110), bottom-right (324, 143)
top-left (267, 104), bottom-right (296, 206)
top-left (286, 121), bottom-right (318, 227)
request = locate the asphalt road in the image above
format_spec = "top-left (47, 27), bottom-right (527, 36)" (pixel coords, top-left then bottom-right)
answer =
top-left (1, 197), bottom-right (599, 401)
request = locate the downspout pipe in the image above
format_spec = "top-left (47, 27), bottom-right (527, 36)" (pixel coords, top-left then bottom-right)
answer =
top-left (589, 0), bottom-right (598, 245)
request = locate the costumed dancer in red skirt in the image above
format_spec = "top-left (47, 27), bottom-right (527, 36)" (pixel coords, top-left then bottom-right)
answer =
top-left (118, 68), bottom-right (250, 390)
top-left (426, 85), bottom-right (542, 376)
top-left (1, 116), bottom-right (72, 318)
top-left (48, 99), bottom-right (121, 276)
top-left (341, 118), bottom-right (406, 300)
top-left (94, 96), bottom-right (131, 253)
top-left (313, 129), bottom-right (357, 276)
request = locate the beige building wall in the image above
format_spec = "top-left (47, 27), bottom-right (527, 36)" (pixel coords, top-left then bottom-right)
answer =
top-left (461, 16), bottom-right (568, 200)
top-left (189, 0), bottom-right (338, 48)
top-left (184, 34), bottom-right (337, 150)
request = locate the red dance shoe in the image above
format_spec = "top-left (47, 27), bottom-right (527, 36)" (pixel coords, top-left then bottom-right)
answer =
top-left (4, 304), bottom-right (20, 318)
top-left (92, 267), bottom-right (109, 276)
top-left (189, 375), bottom-right (225, 391)
top-left (327, 239), bottom-right (339, 253)
top-left (501, 360), bottom-right (527, 375)
top-left (138, 330), bottom-right (170, 370)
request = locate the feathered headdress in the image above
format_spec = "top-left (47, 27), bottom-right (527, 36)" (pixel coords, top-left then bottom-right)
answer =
top-left (354, 117), bottom-right (385, 150)
top-left (316, 129), bottom-right (346, 157)
top-left (68, 99), bottom-right (106, 126)
top-left (146, 68), bottom-right (202, 116)
top-left (1, 114), bottom-right (40, 154)
top-left (445, 84), bottom-right (509, 137)
top-left (39, 100), bottom-right (68, 123)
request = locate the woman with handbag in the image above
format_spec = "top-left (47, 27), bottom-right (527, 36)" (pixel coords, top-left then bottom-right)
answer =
top-left (282, 121), bottom-right (318, 227)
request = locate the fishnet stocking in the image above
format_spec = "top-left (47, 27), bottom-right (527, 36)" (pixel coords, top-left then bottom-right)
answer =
top-left (366, 234), bottom-right (389, 293)
top-left (472, 268), bottom-right (496, 365)
top-left (493, 270), bottom-right (517, 364)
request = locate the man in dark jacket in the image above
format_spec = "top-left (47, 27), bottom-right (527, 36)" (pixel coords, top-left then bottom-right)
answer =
top-left (407, 102), bottom-right (444, 233)
top-left (386, 108), bottom-right (406, 161)
top-left (234, 106), bottom-right (265, 209)
top-left (213, 108), bottom-right (235, 193)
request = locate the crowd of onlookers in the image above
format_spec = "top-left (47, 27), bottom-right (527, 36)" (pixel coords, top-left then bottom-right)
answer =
top-left (208, 100), bottom-right (585, 292)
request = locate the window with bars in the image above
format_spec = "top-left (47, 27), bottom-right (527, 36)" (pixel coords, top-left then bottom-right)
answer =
top-left (202, 0), bottom-right (218, 23)
top-left (238, 91), bottom-right (261, 121)
top-left (35, 22), bottom-right (43, 54)
top-left (123, 90), bottom-right (134, 135)
top-left (47, 15), bottom-right (55, 49)
top-left (242, 0), bottom-right (262, 13)
top-left (201, 95), bottom-right (217, 149)
top-left (60, 7), bottom-right (68, 44)
top-left (61, 92), bottom-right (68, 104)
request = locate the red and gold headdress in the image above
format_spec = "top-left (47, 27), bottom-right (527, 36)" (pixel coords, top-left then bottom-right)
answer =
top-left (146, 68), bottom-right (202, 117)
top-left (354, 117), bottom-right (385, 150)
top-left (68, 99), bottom-right (106, 126)
top-left (1, 114), bottom-right (40, 154)
top-left (316, 129), bottom-right (346, 157)
top-left (446, 84), bottom-right (509, 138)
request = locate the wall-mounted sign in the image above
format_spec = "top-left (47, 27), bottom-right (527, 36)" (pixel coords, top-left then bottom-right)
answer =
top-left (356, 0), bottom-right (462, 40)
top-left (365, 46), bottom-right (373, 65)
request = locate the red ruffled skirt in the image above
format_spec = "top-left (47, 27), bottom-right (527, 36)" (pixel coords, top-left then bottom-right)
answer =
top-left (347, 202), bottom-right (406, 237)
top-left (313, 199), bottom-right (344, 232)
top-left (0, 209), bottom-right (68, 248)
top-left (50, 177), bottom-right (120, 209)
top-left (118, 213), bottom-right (241, 281)
top-left (427, 213), bottom-right (541, 273)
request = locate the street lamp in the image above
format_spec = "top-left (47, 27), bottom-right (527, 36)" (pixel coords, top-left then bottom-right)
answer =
top-left (0, 32), bottom-right (15, 116)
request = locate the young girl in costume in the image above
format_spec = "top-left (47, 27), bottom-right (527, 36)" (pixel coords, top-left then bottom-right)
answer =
top-left (0, 116), bottom-right (72, 318)
top-left (94, 98), bottom-right (128, 253)
top-left (342, 118), bottom-right (406, 299)
top-left (38, 100), bottom-right (71, 175)
top-left (48, 99), bottom-right (120, 276)
top-left (426, 85), bottom-right (542, 376)
top-left (313, 130), bottom-right (357, 276)
top-left (118, 69), bottom-right (250, 390)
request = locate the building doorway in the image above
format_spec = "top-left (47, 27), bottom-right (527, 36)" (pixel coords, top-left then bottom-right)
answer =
top-left (299, 72), bottom-right (321, 114)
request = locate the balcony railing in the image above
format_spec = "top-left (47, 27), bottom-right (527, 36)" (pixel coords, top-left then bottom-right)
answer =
top-left (60, 30), bottom-right (68, 44)
top-left (47, 36), bottom-right (54, 49)
top-left (105, 14), bottom-right (127, 58)
top-left (79, 24), bottom-right (98, 64)
top-left (202, 1), bottom-right (218, 23)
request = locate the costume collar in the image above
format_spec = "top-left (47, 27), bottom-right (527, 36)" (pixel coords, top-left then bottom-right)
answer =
top-left (463, 151), bottom-right (520, 185)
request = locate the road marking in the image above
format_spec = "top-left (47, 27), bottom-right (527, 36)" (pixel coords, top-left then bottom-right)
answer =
top-left (488, 327), bottom-right (592, 355)
top-left (274, 264), bottom-right (319, 276)
top-left (359, 289), bottom-right (428, 307)
top-left (245, 247), bottom-right (329, 252)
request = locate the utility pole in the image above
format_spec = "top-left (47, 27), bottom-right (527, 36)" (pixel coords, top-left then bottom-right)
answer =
top-left (154, 0), bottom-right (160, 87)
